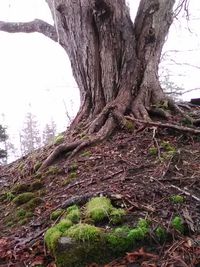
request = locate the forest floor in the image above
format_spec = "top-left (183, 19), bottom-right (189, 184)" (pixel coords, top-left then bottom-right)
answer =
top-left (0, 104), bottom-right (200, 267)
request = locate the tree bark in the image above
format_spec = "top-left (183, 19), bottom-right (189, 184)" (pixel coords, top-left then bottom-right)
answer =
top-left (45, 0), bottom-right (175, 129)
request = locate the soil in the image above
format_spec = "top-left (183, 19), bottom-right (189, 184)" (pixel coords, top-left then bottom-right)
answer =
top-left (0, 107), bottom-right (200, 267)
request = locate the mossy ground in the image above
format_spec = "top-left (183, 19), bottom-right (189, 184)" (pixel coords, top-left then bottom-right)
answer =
top-left (0, 125), bottom-right (200, 266)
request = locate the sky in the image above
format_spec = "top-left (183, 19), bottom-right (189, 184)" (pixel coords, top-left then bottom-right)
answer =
top-left (0, 0), bottom-right (200, 160)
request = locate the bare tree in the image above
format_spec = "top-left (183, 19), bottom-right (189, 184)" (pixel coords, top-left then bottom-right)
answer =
top-left (0, 0), bottom-right (191, 168)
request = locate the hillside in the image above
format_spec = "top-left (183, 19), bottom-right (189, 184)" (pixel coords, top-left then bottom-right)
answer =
top-left (0, 105), bottom-right (200, 266)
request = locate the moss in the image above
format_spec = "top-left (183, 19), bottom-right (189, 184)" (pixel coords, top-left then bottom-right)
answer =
top-left (5, 192), bottom-right (15, 201)
top-left (124, 120), bottom-right (135, 132)
top-left (13, 192), bottom-right (35, 206)
top-left (46, 165), bottom-right (60, 175)
top-left (30, 180), bottom-right (44, 191)
top-left (81, 151), bottom-right (91, 157)
top-left (55, 219), bottom-right (73, 233)
top-left (170, 195), bottom-right (184, 204)
top-left (54, 134), bottom-right (64, 145)
top-left (65, 206), bottom-right (81, 224)
top-left (106, 226), bottom-right (132, 253)
top-left (127, 219), bottom-right (149, 242)
top-left (6, 221), bottom-right (14, 227)
top-left (149, 147), bottom-right (158, 156)
top-left (45, 227), bottom-right (62, 252)
top-left (110, 208), bottom-right (126, 224)
top-left (86, 197), bottom-right (112, 222)
top-left (24, 197), bottom-right (43, 211)
top-left (19, 218), bottom-right (28, 225)
top-left (68, 172), bottom-right (77, 179)
top-left (64, 223), bottom-right (101, 242)
top-left (34, 161), bottom-right (42, 171)
top-left (51, 209), bottom-right (64, 221)
top-left (12, 183), bottom-right (30, 194)
top-left (155, 226), bottom-right (167, 241)
top-left (17, 209), bottom-right (26, 219)
top-left (70, 163), bottom-right (78, 171)
top-left (137, 218), bottom-right (149, 229)
top-left (161, 141), bottom-right (176, 152)
top-left (171, 216), bottom-right (184, 233)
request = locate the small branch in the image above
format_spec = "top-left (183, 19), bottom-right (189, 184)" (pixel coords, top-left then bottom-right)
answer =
top-left (125, 116), bottom-right (200, 134)
top-left (0, 19), bottom-right (58, 43)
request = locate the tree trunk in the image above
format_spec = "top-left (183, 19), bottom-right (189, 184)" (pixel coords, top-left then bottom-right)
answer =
top-left (45, 0), bottom-right (175, 134)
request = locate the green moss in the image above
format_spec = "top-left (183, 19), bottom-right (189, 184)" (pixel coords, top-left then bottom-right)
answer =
top-left (19, 218), bottom-right (28, 225)
top-left (110, 208), bottom-right (126, 224)
top-left (161, 141), bottom-right (176, 152)
top-left (51, 209), bottom-right (64, 220)
top-left (124, 120), bottom-right (134, 132)
top-left (137, 218), bottom-right (149, 229)
top-left (171, 216), bottom-right (184, 233)
top-left (55, 219), bottom-right (73, 233)
top-left (46, 165), bottom-right (60, 175)
top-left (34, 161), bottom-right (42, 171)
top-left (6, 221), bottom-right (13, 227)
top-left (170, 195), bottom-right (184, 204)
top-left (86, 197), bottom-right (112, 222)
top-left (12, 183), bottom-right (30, 194)
top-left (68, 172), bottom-right (77, 179)
top-left (70, 163), bottom-right (78, 171)
top-left (45, 227), bottom-right (62, 252)
top-left (17, 208), bottom-right (26, 219)
top-left (106, 226), bottom-right (132, 253)
top-left (13, 192), bottom-right (35, 206)
top-left (148, 147), bottom-right (158, 156)
top-left (30, 180), bottom-right (44, 191)
top-left (64, 223), bottom-right (101, 242)
top-left (127, 219), bottom-right (149, 242)
top-left (155, 226), bottom-right (167, 241)
top-left (24, 197), bottom-right (43, 211)
top-left (81, 151), bottom-right (91, 157)
top-left (65, 206), bottom-right (81, 224)
top-left (5, 192), bottom-right (15, 201)
top-left (54, 134), bottom-right (64, 145)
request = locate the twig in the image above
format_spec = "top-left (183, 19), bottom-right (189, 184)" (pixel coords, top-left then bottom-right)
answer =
top-left (169, 184), bottom-right (200, 202)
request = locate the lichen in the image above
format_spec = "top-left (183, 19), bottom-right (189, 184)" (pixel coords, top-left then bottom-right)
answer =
top-left (13, 192), bottom-right (35, 206)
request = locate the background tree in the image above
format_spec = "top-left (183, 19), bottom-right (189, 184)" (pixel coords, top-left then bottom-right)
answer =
top-left (0, 124), bottom-right (8, 164)
top-left (42, 119), bottom-right (57, 145)
top-left (20, 112), bottom-right (41, 156)
top-left (0, 0), bottom-right (193, 168)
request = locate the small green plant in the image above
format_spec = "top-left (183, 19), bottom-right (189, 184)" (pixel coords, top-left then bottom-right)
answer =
top-left (170, 195), bottom-right (184, 204)
top-left (86, 197), bottom-right (112, 222)
top-left (13, 192), bottom-right (35, 206)
top-left (155, 226), bottom-right (167, 241)
top-left (171, 216), bottom-right (184, 233)
top-left (110, 208), bottom-right (126, 224)
top-left (149, 147), bottom-right (158, 156)
top-left (54, 134), bottom-right (64, 145)
top-left (64, 223), bottom-right (101, 242)
top-left (50, 209), bottom-right (64, 220)
top-left (65, 205), bottom-right (81, 224)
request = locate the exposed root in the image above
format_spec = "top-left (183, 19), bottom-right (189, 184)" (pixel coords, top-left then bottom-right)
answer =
top-left (126, 116), bottom-right (200, 134)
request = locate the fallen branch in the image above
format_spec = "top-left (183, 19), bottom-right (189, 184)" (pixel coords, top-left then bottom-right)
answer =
top-left (169, 184), bottom-right (200, 202)
top-left (125, 116), bottom-right (200, 134)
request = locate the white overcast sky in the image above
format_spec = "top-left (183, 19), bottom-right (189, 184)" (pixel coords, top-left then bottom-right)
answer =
top-left (0, 0), bottom-right (200, 158)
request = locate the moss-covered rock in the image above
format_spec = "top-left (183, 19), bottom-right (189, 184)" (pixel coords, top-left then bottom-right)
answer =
top-left (13, 192), bottom-right (35, 206)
